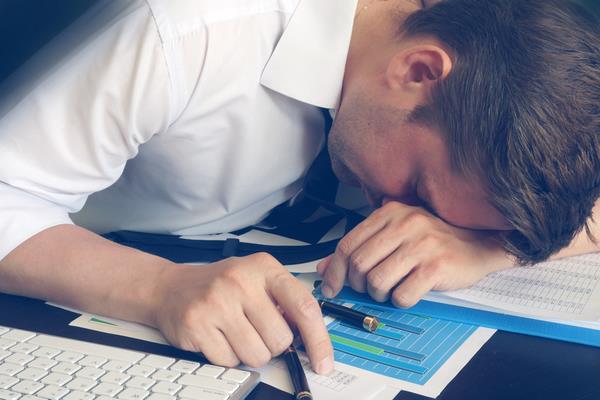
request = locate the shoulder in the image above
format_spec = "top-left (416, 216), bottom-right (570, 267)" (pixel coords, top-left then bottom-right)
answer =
top-left (144, 0), bottom-right (300, 43)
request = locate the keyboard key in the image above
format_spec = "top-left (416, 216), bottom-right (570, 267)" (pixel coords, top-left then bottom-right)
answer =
top-left (0, 375), bottom-right (18, 389)
top-left (52, 362), bottom-right (81, 375)
top-left (9, 343), bottom-right (39, 354)
top-left (178, 386), bottom-right (229, 400)
top-left (101, 371), bottom-right (130, 385)
top-left (4, 353), bottom-right (34, 366)
top-left (146, 394), bottom-right (173, 400)
top-left (151, 369), bottom-right (179, 383)
top-left (220, 368), bottom-right (250, 384)
top-left (28, 357), bottom-right (58, 371)
top-left (117, 387), bottom-right (149, 400)
top-left (79, 356), bottom-right (107, 368)
top-left (16, 368), bottom-right (47, 381)
top-left (139, 355), bottom-right (175, 370)
top-left (151, 381), bottom-right (180, 396)
top-left (75, 367), bottom-right (105, 380)
top-left (0, 364), bottom-right (24, 377)
top-left (10, 379), bottom-right (44, 395)
top-left (103, 360), bottom-right (132, 373)
top-left (1, 330), bottom-right (35, 342)
top-left (31, 347), bottom-right (61, 359)
top-left (127, 365), bottom-right (155, 378)
top-left (21, 395), bottom-right (44, 400)
top-left (29, 336), bottom-right (144, 364)
top-left (63, 391), bottom-right (95, 400)
top-left (169, 361), bottom-right (199, 374)
top-left (126, 376), bottom-right (155, 390)
top-left (41, 372), bottom-right (72, 386)
top-left (0, 388), bottom-right (20, 400)
top-left (0, 340), bottom-right (16, 351)
top-left (177, 374), bottom-right (238, 394)
top-left (0, 351), bottom-right (10, 361)
top-left (36, 385), bottom-right (70, 400)
top-left (65, 377), bottom-right (97, 392)
top-left (92, 382), bottom-right (123, 397)
top-left (54, 352), bottom-right (84, 364)
top-left (195, 365), bottom-right (225, 378)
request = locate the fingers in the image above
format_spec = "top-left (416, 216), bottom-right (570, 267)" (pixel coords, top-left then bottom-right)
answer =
top-left (194, 329), bottom-right (240, 368)
top-left (366, 249), bottom-right (419, 302)
top-left (268, 272), bottom-right (334, 374)
top-left (346, 228), bottom-right (403, 293)
top-left (244, 296), bottom-right (294, 358)
top-left (220, 311), bottom-right (273, 368)
top-left (390, 264), bottom-right (440, 308)
top-left (316, 255), bottom-right (332, 275)
top-left (321, 216), bottom-right (387, 297)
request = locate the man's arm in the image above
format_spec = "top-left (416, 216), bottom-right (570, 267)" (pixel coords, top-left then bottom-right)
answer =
top-left (0, 224), bottom-right (334, 373)
top-left (319, 198), bottom-right (600, 307)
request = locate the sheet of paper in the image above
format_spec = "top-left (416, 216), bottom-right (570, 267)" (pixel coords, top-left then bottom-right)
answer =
top-left (424, 291), bottom-right (600, 330)
top-left (441, 253), bottom-right (600, 320)
top-left (249, 352), bottom-right (392, 400)
top-left (64, 310), bottom-right (393, 399)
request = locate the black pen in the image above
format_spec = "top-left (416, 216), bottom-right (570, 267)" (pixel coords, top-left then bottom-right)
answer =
top-left (283, 344), bottom-right (313, 400)
top-left (318, 299), bottom-right (381, 332)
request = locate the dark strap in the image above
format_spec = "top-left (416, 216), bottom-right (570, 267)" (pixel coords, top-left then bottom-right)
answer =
top-left (103, 230), bottom-right (341, 265)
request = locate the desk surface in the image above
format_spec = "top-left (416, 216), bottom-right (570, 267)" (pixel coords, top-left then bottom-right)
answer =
top-left (1, 293), bottom-right (599, 400)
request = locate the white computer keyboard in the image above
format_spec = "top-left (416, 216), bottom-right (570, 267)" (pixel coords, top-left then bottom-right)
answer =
top-left (0, 325), bottom-right (260, 400)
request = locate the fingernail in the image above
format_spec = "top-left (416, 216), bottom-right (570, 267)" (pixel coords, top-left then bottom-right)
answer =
top-left (321, 284), bottom-right (333, 298)
top-left (317, 356), bottom-right (334, 374)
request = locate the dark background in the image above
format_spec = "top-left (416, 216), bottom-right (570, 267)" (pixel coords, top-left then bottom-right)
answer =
top-left (0, 0), bottom-right (598, 85)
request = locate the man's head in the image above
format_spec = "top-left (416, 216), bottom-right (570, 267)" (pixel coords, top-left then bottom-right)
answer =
top-left (330, 0), bottom-right (600, 263)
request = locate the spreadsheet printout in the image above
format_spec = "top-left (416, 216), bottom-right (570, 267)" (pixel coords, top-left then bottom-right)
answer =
top-left (443, 253), bottom-right (600, 320)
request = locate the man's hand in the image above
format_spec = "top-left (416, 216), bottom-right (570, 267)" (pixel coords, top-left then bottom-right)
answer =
top-left (153, 253), bottom-right (334, 374)
top-left (318, 201), bottom-right (514, 307)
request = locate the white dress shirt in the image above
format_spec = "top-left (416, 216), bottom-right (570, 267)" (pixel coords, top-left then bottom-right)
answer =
top-left (0, 0), bottom-right (358, 260)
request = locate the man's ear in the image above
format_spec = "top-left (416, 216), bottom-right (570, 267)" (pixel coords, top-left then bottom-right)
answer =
top-left (385, 43), bottom-right (452, 108)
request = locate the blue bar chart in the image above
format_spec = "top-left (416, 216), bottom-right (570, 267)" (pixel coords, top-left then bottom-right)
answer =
top-left (324, 302), bottom-right (477, 385)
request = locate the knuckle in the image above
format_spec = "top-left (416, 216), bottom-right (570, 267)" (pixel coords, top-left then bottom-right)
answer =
top-left (296, 296), bottom-right (321, 320)
top-left (250, 252), bottom-right (279, 266)
top-left (310, 336), bottom-right (334, 357)
top-left (348, 252), bottom-right (368, 273)
top-left (419, 233), bottom-right (441, 249)
top-left (336, 238), bottom-right (353, 259)
top-left (271, 270), bottom-right (294, 288)
top-left (271, 331), bottom-right (294, 356)
top-left (220, 264), bottom-right (244, 284)
top-left (366, 268), bottom-right (386, 291)
top-left (403, 210), bottom-right (429, 226)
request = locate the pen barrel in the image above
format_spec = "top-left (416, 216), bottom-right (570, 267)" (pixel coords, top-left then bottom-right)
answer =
top-left (319, 301), bottom-right (371, 330)
top-left (284, 347), bottom-right (312, 400)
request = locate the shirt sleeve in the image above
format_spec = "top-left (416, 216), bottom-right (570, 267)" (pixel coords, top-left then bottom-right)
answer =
top-left (0, 1), bottom-right (174, 261)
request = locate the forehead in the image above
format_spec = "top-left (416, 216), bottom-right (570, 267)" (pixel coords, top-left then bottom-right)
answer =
top-left (423, 163), bottom-right (513, 231)
top-left (400, 122), bottom-right (513, 231)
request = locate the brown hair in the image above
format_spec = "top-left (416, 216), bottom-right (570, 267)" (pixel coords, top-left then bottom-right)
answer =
top-left (405, 0), bottom-right (600, 263)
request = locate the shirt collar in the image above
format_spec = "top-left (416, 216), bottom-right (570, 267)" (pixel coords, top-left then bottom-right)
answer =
top-left (260, 0), bottom-right (358, 110)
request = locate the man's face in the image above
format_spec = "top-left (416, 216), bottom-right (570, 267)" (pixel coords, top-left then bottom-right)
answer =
top-left (328, 95), bottom-right (512, 231)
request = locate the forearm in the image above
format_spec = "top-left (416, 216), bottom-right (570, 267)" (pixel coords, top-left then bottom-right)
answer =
top-left (0, 224), bottom-right (174, 327)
